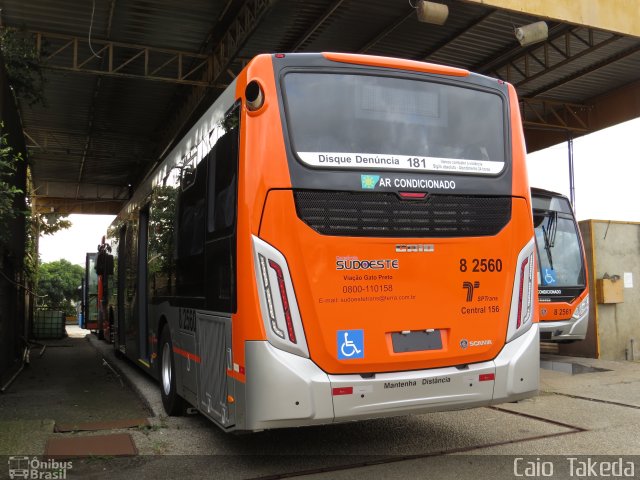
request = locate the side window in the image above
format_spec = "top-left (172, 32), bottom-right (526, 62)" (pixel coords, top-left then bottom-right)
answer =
top-left (175, 154), bottom-right (207, 298)
top-left (177, 158), bottom-right (207, 258)
top-left (205, 105), bottom-right (240, 312)
top-left (208, 107), bottom-right (239, 234)
top-left (148, 181), bottom-right (179, 297)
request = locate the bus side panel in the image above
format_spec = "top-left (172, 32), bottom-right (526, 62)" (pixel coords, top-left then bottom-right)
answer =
top-left (196, 312), bottom-right (234, 427)
top-left (508, 81), bottom-right (539, 330)
top-left (123, 216), bottom-right (141, 362)
top-left (508, 83), bottom-right (532, 204)
top-left (232, 55), bottom-right (294, 383)
top-left (109, 228), bottom-right (125, 354)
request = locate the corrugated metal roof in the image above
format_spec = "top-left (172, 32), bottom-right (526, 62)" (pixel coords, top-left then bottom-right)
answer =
top-left (1, 0), bottom-right (639, 212)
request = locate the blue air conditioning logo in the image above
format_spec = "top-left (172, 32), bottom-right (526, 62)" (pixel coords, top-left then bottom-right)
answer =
top-left (361, 175), bottom-right (380, 190)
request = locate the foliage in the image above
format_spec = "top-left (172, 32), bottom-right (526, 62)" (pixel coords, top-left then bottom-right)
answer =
top-left (21, 169), bottom-right (73, 284)
top-left (0, 122), bottom-right (24, 248)
top-left (37, 212), bottom-right (72, 235)
top-left (148, 184), bottom-right (178, 279)
top-left (23, 210), bottom-right (38, 284)
top-left (0, 28), bottom-right (46, 106)
top-left (37, 259), bottom-right (84, 315)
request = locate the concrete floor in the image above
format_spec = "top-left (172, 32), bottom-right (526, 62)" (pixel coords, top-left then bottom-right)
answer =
top-left (0, 327), bottom-right (150, 458)
top-left (1, 326), bottom-right (640, 479)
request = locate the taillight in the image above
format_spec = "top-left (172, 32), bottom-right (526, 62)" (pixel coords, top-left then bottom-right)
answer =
top-left (516, 254), bottom-right (534, 329)
top-left (507, 238), bottom-right (536, 342)
top-left (258, 254), bottom-right (284, 339)
top-left (268, 259), bottom-right (297, 344)
top-left (252, 236), bottom-right (309, 357)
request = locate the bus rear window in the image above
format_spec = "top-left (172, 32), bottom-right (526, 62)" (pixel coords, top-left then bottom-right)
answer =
top-left (282, 72), bottom-right (506, 175)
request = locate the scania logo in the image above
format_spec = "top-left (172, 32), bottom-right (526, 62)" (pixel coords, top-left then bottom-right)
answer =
top-left (395, 244), bottom-right (435, 253)
top-left (460, 338), bottom-right (492, 349)
top-left (469, 339), bottom-right (493, 347)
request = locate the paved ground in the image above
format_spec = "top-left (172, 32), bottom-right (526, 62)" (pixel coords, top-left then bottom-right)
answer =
top-left (1, 326), bottom-right (640, 479)
top-left (0, 326), bottom-right (149, 459)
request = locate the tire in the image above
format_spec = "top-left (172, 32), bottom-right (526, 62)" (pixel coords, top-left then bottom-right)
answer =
top-left (159, 327), bottom-right (186, 416)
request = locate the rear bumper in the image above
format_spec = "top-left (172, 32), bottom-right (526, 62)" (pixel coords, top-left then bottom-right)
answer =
top-left (243, 325), bottom-right (539, 431)
top-left (539, 311), bottom-right (588, 342)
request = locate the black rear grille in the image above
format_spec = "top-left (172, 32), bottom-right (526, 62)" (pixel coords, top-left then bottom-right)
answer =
top-left (294, 190), bottom-right (511, 237)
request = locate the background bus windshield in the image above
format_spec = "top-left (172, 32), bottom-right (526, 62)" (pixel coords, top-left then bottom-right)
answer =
top-left (534, 212), bottom-right (586, 288)
top-left (283, 72), bottom-right (506, 174)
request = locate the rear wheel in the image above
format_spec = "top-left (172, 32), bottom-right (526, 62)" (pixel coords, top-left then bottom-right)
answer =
top-left (159, 328), bottom-right (185, 416)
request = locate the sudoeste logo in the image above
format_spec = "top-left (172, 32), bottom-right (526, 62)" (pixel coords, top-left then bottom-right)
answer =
top-left (338, 330), bottom-right (364, 359)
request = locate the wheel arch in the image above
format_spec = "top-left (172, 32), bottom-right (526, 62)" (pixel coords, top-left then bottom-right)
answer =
top-left (155, 314), bottom-right (170, 377)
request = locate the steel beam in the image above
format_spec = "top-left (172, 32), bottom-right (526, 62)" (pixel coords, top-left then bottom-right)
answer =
top-left (480, 26), bottom-right (623, 89)
top-left (31, 196), bottom-right (124, 215)
top-left (520, 98), bottom-right (591, 134)
top-left (32, 180), bottom-right (129, 199)
top-left (527, 42), bottom-right (640, 98)
top-left (153, 0), bottom-right (277, 165)
top-left (291, 0), bottom-right (347, 52)
top-left (23, 128), bottom-right (152, 155)
top-left (525, 79), bottom-right (640, 152)
top-left (32, 180), bottom-right (128, 214)
top-left (357, 9), bottom-right (414, 54)
top-left (27, 29), bottom-right (216, 87)
top-left (475, 24), bottom-right (573, 75)
top-left (416, 10), bottom-right (498, 62)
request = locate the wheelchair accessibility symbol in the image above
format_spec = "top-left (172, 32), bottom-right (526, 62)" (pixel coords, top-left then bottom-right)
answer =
top-left (338, 330), bottom-right (364, 360)
top-left (543, 268), bottom-right (557, 285)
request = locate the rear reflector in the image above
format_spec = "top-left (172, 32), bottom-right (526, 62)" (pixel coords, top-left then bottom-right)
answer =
top-left (332, 387), bottom-right (353, 396)
top-left (479, 373), bottom-right (495, 382)
top-left (399, 192), bottom-right (427, 199)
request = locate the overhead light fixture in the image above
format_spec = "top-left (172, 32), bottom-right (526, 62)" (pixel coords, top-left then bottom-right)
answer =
top-left (415, 0), bottom-right (449, 26)
top-left (515, 21), bottom-right (548, 47)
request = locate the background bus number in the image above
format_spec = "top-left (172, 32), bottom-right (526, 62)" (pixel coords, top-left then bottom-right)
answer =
top-left (460, 258), bottom-right (503, 273)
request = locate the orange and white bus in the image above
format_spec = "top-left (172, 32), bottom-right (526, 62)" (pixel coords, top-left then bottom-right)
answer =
top-left (107, 53), bottom-right (539, 432)
top-left (532, 188), bottom-right (589, 342)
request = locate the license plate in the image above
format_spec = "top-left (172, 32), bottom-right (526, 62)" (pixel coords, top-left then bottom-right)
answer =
top-left (392, 330), bottom-right (442, 353)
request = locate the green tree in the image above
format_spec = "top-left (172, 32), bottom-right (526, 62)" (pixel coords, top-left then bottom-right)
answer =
top-left (0, 28), bottom-right (46, 106)
top-left (0, 122), bottom-right (24, 248)
top-left (37, 259), bottom-right (84, 315)
top-left (22, 169), bottom-right (72, 284)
